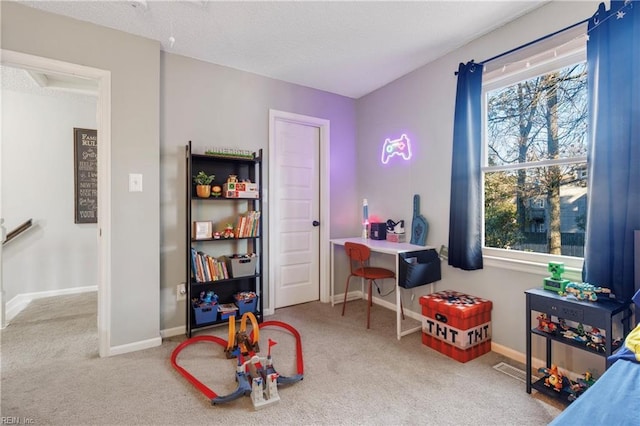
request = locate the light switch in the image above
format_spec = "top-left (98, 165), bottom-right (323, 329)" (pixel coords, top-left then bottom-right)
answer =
top-left (129, 173), bottom-right (143, 192)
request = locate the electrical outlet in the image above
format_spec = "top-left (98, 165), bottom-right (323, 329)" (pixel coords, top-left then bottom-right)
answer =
top-left (177, 283), bottom-right (186, 301)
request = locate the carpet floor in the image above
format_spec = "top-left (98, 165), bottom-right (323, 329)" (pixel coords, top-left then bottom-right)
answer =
top-left (1, 293), bottom-right (564, 425)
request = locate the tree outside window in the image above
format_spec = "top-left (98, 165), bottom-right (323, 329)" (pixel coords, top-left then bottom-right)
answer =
top-left (484, 62), bottom-right (587, 257)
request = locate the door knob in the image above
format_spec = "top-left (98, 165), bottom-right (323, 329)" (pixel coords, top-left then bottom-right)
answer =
top-left (312, 220), bottom-right (320, 227)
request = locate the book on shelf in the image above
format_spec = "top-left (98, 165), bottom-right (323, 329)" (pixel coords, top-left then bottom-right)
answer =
top-left (221, 260), bottom-right (229, 279)
top-left (250, 211), bottom-right (261, 236)
top-left (207, 256), bottom-right (216, 281)
top-left (210, 256), bottom-right (218, 281)
top-left (190, 248), bottom-right (199, 281)
top-left (190, 249), bottom-right (229, 283)
top-left (237, 215), bottom-right (246, 238)
top-left (235, 210), bottom-right (261, 238)
top-left (199, 252), bottom-right (210, 282)
top-left (191, 248), bottom-right (203, 282)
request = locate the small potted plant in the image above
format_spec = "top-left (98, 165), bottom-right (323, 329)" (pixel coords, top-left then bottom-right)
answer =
top-left (193, 171), bottom-right (215, 198)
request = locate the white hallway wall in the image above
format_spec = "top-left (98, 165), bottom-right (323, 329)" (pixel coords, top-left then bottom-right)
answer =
top-left (2, 66), bottom-right (97, 312)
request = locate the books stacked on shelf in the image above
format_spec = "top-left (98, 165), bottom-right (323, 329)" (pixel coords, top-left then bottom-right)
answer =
top-left (190, 248), bottom-right (229, 283)
top-left (235, 211), bottom-right (261, 238)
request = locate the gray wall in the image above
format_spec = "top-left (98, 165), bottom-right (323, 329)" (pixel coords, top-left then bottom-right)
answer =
top-left (355, 0), bottom-right (602, 371)
top-left (160, 52), bottom-right (356, 331)
top-left (2, 2), bottom-right (160, 347)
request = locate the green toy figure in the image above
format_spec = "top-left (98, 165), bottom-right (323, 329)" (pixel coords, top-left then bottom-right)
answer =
top-left (543, 262), bottom-right (570, 294)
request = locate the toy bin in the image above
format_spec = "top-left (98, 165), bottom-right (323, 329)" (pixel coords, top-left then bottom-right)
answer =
top-left (193, 303), bottom-right (218, 325)
top-left (234, 293), bottom-right (258, 315)
top-left (224, 255), bottom-right (258, 278)
top-left (398, 249), bottom-right (441, 289)
top-left (219, 311), bottom-right (236, 320)
top-left (419, 290), bottom-right (492, 363)
top-left (218, 303), bottom-right (239, 320)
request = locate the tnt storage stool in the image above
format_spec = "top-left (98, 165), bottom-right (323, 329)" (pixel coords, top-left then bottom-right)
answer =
top-left (419, 290), bottom-right (492, 362)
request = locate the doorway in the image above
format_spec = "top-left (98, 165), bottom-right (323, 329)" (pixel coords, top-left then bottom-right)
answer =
top-left (0, 50), bottom-right (112, 357)
top-left (268, 110), bottom-right (331, 311)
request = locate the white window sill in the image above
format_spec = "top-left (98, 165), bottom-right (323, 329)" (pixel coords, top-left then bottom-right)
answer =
top-left (482, 247), bottom-right (583, 282)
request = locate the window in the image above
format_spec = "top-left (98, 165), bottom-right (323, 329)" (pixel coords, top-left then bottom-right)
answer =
top-left (482, 28), bottom-right (588, 268)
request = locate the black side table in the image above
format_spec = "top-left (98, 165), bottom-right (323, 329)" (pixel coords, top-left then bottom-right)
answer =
top-left (525, 287), bottom-right (631, 402)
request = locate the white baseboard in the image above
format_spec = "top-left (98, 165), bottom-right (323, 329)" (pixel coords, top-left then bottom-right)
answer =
top-left (331, 290), bottom-right (364, 305)
top-left (5, 285), bottom-right (98, 322)
top-left (108, 336), bottom-right (162, 356)
top-left (490, 341), bottom-right (555, 377)
top-left (161, 326), bottom-right (185, 338)
top-left (371, 295), bottom-right (423, 322)
top-left (331, 290), bottom-right (423, 322)
top-left (263, 307), bottom-right (275, 316)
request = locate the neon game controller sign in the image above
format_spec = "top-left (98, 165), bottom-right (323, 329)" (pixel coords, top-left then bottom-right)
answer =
top-left (381, 134), bottom-right (412, 164)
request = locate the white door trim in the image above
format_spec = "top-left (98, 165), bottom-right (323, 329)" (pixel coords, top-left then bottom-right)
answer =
top-left (268, 109), bottom-right (330, 314)
top-left (1, 49), bottom-right (112, 357)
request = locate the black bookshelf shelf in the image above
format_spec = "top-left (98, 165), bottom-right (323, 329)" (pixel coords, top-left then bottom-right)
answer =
top-left (185, 141), bottom-right (264, 337)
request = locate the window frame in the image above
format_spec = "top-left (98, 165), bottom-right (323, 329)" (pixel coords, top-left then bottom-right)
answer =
top-left (480, 32), bottom-right (588, 280)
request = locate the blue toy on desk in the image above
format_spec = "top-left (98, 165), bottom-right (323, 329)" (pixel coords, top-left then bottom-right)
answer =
top-left (563, 282), bottom-right (611, 302)
top-left (410, 194), bottom-right (428, 246)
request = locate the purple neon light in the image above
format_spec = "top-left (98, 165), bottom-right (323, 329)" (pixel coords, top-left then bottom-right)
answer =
top-left (381, 134), bottom-right (412, 164)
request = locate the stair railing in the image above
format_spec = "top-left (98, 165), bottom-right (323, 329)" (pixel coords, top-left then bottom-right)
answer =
top-left (2, 219), bottom-right (33, 246)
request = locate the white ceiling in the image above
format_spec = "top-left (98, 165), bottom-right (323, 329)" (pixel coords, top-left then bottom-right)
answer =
top-left (1, 64), bottom-right (98, 98)
top-left (16, 0), bottom-right (548, 99)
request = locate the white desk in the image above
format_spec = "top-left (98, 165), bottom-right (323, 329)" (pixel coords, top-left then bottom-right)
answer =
top-left (330, 237), bottom-right (436, 340)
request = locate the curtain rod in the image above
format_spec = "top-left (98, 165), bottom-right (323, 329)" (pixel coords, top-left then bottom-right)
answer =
top-left (479, 16), bottom-right (590, 66)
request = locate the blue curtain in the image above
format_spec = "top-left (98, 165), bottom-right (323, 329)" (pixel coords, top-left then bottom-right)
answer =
top-left (583, 1), bottom-right (640, 302)
top-left (448, 61), bottom-right (484, 271)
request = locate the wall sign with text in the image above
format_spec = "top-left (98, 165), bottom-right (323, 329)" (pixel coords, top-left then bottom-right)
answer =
top-left (73, 128), bottom-right (98, 224)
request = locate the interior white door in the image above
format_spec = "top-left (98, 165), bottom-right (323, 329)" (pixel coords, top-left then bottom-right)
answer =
top-left (273, 119), bottom-right (320, 308)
